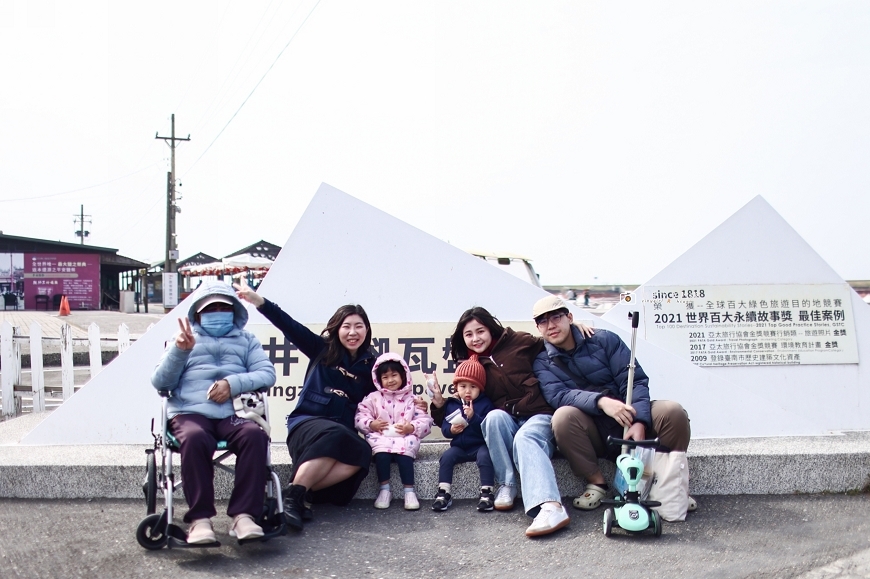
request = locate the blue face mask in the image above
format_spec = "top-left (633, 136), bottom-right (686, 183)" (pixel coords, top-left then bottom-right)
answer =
top-left (199, 311), bottom-right (234, 337)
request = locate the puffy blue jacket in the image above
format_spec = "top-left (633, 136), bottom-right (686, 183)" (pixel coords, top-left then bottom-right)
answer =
top-left (533, 326), bottom-right (651, 429)
top-left (257, 298), bottom-right (375, 436)
top-left (440, 394), bottom-right (494, 451)
top-left (151, 281), bottom-right (277, 420)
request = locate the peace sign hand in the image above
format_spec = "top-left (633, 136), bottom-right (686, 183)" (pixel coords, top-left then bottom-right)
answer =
top-left (176, 317), bottom-right (196, 351)
top-left (233, 278), bottom-right (265, 308)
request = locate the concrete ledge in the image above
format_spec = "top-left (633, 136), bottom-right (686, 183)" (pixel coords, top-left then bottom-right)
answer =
top-left (2, 414), bottom-right (869, 501)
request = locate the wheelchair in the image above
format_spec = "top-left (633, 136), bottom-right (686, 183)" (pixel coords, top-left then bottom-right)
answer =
top-left (136, 389), bottom-right (287, 550)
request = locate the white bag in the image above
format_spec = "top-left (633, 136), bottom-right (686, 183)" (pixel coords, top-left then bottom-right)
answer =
top-left (233, 391), bottom-right (271, 437)
top-left (648, 451), bottom-right (689, 522)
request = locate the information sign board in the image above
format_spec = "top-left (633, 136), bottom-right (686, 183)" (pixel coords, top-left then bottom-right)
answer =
top-left (641, 284), bottom-right (858, 367)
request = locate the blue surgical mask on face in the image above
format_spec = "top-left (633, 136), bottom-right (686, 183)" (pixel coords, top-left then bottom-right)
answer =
top-left (199, 311), bottom-right (234, 337)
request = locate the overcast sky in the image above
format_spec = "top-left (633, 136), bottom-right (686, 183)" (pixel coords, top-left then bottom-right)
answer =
top-left (1, 1), bottom-right (868, 286)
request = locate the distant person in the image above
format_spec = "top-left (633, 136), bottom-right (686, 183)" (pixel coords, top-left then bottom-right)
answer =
top-left (355, 353), bottom-right (433, 510)
top-left (531, 295), bottom-right (695, 512)
top-left (151, 281), bottom-right (276, 544)
top-left (427, 355), bottom-right (496, 512)
top-left (584, 290), bottom-right (590, 307)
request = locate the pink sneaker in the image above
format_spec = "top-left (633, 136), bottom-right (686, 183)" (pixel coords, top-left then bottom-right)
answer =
top-left (374, 488), bottom-right (391, 509)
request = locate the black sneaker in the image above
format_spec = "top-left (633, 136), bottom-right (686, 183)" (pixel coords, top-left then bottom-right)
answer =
top-left (477, 487), bottom-right (495, 512)
top-left (431, 489), bottom-right (453, 512)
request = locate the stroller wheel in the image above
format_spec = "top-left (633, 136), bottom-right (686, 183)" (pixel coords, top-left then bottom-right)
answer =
top-left (603, 507), bottom-right (614, 537)
top-left (136, 514), bottom-right (168, 550)
top-left (143, 450), bottom-right (157, 515)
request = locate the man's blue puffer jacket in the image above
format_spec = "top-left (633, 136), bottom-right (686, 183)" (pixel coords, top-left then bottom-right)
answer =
top-left (533, 326), bottom-right (652, 428)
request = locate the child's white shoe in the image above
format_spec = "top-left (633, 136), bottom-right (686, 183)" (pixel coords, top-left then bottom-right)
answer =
top-left (404, 490), bottom-right (420, 510)
top-left (374, 488), bottom-right (392, 509)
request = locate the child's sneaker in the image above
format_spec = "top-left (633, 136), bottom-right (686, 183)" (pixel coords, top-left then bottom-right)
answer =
top-left (431, 488), bottom-right (453, 512)
top-left (404, 490), bottom-right (420, 510)
top-left (477, 487), bottom-right (495, 512)
top-left (374, 488), bottom-right (392, 509)
top-left (494, 484), bottom-right (517, 510)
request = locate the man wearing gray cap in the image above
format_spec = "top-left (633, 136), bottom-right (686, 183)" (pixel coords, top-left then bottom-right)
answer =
top-left (530, 296), bottom-right (692, 512)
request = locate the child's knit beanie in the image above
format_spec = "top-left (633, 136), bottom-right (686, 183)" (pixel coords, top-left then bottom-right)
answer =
top-left (452, 354), bottom-right (486, 389)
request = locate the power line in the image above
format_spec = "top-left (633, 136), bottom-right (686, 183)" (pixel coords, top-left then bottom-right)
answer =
top-left (173, 0), bottom-right (234, 113)
top-left (0, 162), bottom-right (161, 203)
top-left (190, 0), bottom-right (284, 134)
top-left (183, 0), bottom-right (322, 177)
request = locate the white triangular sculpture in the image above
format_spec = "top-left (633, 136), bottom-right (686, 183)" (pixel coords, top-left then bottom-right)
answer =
top-left (604, 196), bottom-right (870, 434)
top-left (22, 185), bottom-right (812, 444)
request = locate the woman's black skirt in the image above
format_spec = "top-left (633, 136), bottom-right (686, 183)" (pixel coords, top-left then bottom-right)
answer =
top-left (286, 418), bottom-right (372, 505)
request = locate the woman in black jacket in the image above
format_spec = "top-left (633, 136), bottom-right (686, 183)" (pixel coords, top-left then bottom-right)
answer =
top-left (236, 284), bottom-right (376, 530)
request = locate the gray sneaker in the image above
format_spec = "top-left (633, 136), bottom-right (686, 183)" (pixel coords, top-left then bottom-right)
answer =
top-left (494, 485), bottom-right (517, 511)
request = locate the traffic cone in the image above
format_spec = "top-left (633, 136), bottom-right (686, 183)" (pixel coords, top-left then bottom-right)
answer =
top-left (58, 296), bottom-right (71, 316)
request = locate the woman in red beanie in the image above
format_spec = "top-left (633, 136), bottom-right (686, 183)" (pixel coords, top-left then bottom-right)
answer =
top-left (431, 306), bottom-right (592, 538)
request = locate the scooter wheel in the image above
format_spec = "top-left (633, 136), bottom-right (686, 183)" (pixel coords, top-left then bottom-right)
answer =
top-left (136, 514), bottom-right (168, 550)
top-left (651, 509), bottom-right (662, 537)
top-left (603, 507), bottom-right (614, 537)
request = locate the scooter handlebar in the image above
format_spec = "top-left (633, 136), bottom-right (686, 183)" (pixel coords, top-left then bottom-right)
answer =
top-left (606, 435), bottom-right (659, 449)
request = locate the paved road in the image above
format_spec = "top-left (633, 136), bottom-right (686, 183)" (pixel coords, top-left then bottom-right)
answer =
top-left (2, 494), bottom-right (870, 579)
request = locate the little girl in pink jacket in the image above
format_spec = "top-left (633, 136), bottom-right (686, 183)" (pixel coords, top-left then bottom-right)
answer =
top-left (355, 352), bottom-right (433, 510)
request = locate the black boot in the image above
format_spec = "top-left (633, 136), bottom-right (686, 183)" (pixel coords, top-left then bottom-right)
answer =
top-left (302, 490), bottom-right (314, 521)
top-left (283, 484), bottom-right (306, 531)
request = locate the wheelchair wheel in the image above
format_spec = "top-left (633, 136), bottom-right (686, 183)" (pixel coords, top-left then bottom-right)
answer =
top-left (136, 514), bottom-right (168, 550)
top-left (143, 450), bottom-right (157, 515)
top-left (259, 497), bottom-right (282, 533)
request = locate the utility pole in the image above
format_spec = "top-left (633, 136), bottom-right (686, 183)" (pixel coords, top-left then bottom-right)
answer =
top-left (155, 114), bottom-right (190, 312)
top-left (73, 204), bottom-right (91, 244)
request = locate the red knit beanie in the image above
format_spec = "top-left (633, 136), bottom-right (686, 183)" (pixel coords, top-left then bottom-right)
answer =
top-left (453, 354), bottom-right (486, 390)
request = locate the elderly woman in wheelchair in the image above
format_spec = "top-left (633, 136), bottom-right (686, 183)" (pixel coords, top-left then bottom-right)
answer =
top-left (146, 281), bottom-right (277, 546)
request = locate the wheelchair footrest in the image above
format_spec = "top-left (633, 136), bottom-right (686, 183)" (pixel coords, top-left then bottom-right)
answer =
top-left (237, 522), bottom-right (287, 545)
top-left (166, 524), bottom-right (222, 549)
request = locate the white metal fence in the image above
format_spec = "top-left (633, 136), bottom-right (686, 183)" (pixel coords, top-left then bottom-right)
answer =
top-left (0, 320), bottom-right (148, 417)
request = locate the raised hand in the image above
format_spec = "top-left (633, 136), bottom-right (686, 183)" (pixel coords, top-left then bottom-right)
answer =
top-left (425, 373), bottom-right (445, 408)
top-left (176, 317), bottom-right (196, 350)
top-left (463, 398), bottom-right (474, 420)
top-left (233, 278), bottom-right (265, 308)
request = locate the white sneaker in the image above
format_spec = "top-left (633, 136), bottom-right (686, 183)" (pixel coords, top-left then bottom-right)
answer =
top-left (494, 485), bottom-right (517, 511)
top-left (374, 488), bottom-right (392, 509)
top-left (525, 503), bottom-right (570, 537)
top-left (404, 491), bottom-right (420, 510)
top-left (186, 518), bottom-right (216, 544)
